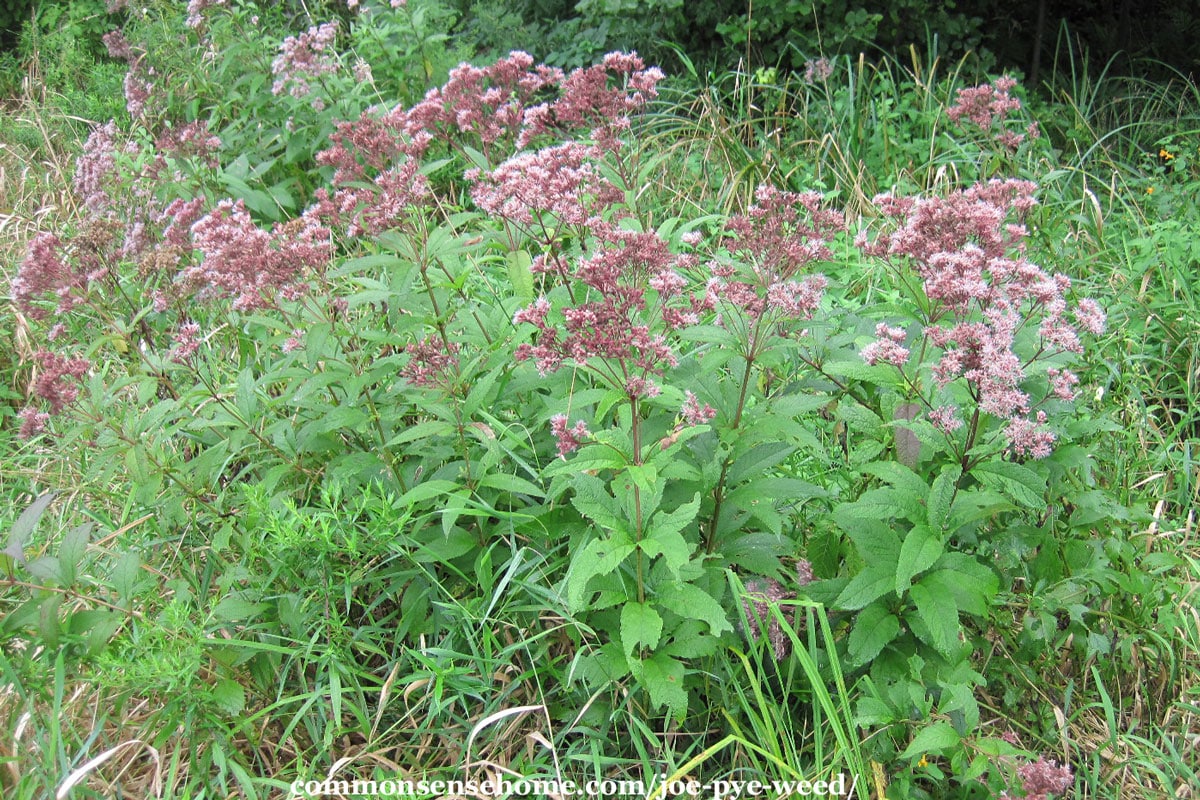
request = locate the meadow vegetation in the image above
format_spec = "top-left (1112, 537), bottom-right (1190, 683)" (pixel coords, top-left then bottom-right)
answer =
top-left (1, 1), bottom-right (1197, 798)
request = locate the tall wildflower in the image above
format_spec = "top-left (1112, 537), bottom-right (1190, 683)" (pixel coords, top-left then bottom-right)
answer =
top-left (174, 200), bottom-right (332, 310)
top-left (857, 179), bottom-right (1104, 458)
top-left (271, 22), bottom-right (340, 104)
top-left (947, 76), bottom-right (1039, 151)
top-left (512, 222), bottom-right (697, 399)
top-left (709, 185), bottom-right (842, 360)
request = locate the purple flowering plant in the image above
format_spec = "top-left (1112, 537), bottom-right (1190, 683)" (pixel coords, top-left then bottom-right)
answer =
top-left (6, 2), bottom-right (1125, 783)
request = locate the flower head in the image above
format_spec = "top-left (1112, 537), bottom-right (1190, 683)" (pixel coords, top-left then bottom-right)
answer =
top-left (550, 414), bottom-right (591, 457)
top-left (271, 22), bottom-right (340, 100)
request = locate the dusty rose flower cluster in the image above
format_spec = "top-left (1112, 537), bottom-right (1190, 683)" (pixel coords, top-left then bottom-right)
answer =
top-left (170, 201), bottom-right (331, 311)
top-left (947, 76), bottom-right (1040, 151)
top-left (707, 185), bottom-right (841, 353)
top-left (185, 0), bottom-right (228, 29)
top-left (511, 222), bottom-right (699, 399)
top-left (858, 179), bottom-right (1105, 458)
top-left (469, 142), bottom-right (623, 229)
top-left (271, 21), bottom-right (340, 104)
top-left (401, 337), bottom-right (461, 390)
top-left (999, 756), bottom-right (1073, 800)
top-left (803, 57), bottom-right (834, 83)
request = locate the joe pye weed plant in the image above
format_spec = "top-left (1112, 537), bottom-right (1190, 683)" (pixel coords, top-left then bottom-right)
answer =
top-left (3, 1), bottom-right (1193, 797)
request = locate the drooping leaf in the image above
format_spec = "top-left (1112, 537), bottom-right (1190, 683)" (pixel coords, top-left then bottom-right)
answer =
top-left (909, 578), bottom-right (960, 657)
top-left (834, 565), bottom-right (895, 610)
top-left (927, 464), bottom-right (962, 531)
top-left (620, 602), bottom-right (664, 656)
top-left (848, 602), bottom-right (901, 665)
top-left (4, 492), bottom-right (56, 568)
top-left (900, 721), bottom-right (962, 759)
top-left (971, 461), bottom-right (1045, 509)
top-left (640, 651), bottom-right (688, 720)
top-left (657, 582), bottom-right (732, 636)
top-left (896, 524), bottom-right (944, 594)
top-left (566, 535), bottom-right (636, 612)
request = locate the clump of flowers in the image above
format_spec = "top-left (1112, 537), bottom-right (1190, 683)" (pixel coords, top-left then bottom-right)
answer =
top-left (803, 57), bottom-right (834, 83)
top-left (185, 0), bottom-right (228, 29)
top-left (947, 76), bottom-right (1039, 151)
top-left (511, 222), bottom-right (698, 399)
top-left (999, 756), bottom-right (1073, 799)
top-left (468, 142), bottom-right (623, 230)
top-left (172, 200), bottom-right (332, 311)
top-left (271, 21), bottom-right (340, 104)
top-left (708, 185), bottom-right (843, 365)
top-left (857, 179), bottom-right (1105, 458)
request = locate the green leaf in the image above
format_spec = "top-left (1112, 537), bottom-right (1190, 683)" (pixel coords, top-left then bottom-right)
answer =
top-left (837, 510), bottom-right (901, 562)
top-left (4, 492), bottom-right (56, 567)
top-left (399, 480), bottom-right (459, 508)
top-left (838, 488), bottom-right (907, 525)
top-left (848, 602), bottom-right (901, 665)
top-left (834, 565), bottom-right (894, 610)
top-left (212, 595), bottom-right (267, 623)
top-left (212, 678), bottom-right (247, 715)
top-left (825, 360), bottom-right (899, 386)
top-left (507, 250), bottom-right (536, 304)
top-left (640, 652), bottom-right (688, 720)
top-left (927, 464), bottom-right (961, 531)
top-left (111, 551), bottom-right (142, 604)
top-left (896, 524), bottom-right (944, 594)
top-left (640, 494), bottom-right (701, 577)
top-left (862, 461), bottom-right (927, 504)
top-left (971, 461), bottom-right (1045, 509)
top-left (722, 532), bottom-right (791, 575)
top-left (620, 602), bottom-right (663, 656)
top-left (909, 578), bottom-right (960, 657)
top-left (566, 535), bottom-right (636, 612)
top-left (569, 475), bottom-right (627, 534)
top-left (924, 557), bottom-right (999, 617)
top-left (56, 523), bottom-right (92, 587)
top-left (477, 473), bottom-right (545, 498)
top-left (900, 721), bottom-right (962, 759)
top-left (657, 582), bottom-right (732, 636)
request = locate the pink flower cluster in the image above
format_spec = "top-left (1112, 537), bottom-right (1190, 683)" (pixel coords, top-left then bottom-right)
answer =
top-left (102, 30), bottom-right (133, 61)
top-left (13, 234), bottom-right (79, 319)
top-left (404, 50), bottom-right (663, 156)
top-left (859, 179), bottom-right (1105, 458)
top-left (512, 222), bottom-right (702, 399)
top-left (1000, 757), bottom-right (1073, 800)
top-left (469, 142), bottom-right (623, 228)
top-left (551, 414), bottom-right (591, 457)
top-left (861, 323), bottom-right (910, 367)
top-left (17, 350), bottom-right (92, 437)
top-left (708, 185), bottom-right (841, 344)
top-left (803, 58), bottom-right (834, 83)
top-left (309, 51), bottom-right (662, 237)
top-left (271, 22), bottom-right (340, 102)
top-left (401, 337), bottom-right (461, 390)
top-left (186, 0), bottom-right (228, 29)
top-left (947, 76), bottom-right (1040, 150)
top-left (173, 200), bottom-right (332, 311)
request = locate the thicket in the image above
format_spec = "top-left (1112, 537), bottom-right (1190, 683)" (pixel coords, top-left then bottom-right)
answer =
top-left (1, 1), bottom-right (1197, 799)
